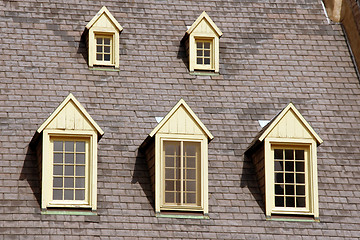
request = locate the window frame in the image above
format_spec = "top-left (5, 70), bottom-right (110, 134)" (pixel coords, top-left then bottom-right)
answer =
top-left (155, 133), bottom-right (208, 213)
top-left (42, 130), bottom-right (98, 210)
top-left (264, 138), bottom-right (318, 217)
top-left (93, 33), bottom-right (115, 67)
top-left (194, 38), bottom-right (214, 71)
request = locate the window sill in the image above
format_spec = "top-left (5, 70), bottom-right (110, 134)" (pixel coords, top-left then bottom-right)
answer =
top-left (266, 214), bottom-right (319, 222)
top-left (89, 67), bottom-right (119, 72)
top-left (190, 71), bottom-right (219, 76)
top-left (41, 209), bottom-right (97, 216)
top-left (156, 211), bottom-right (209, 219)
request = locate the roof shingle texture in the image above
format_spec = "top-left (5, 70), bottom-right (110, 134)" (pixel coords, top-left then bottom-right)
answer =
top-left (1, 0), bottom-right (360, 239)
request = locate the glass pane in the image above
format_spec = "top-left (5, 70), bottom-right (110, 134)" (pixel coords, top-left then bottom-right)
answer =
top-left (197, 50), bottom-right (203, 57)
top-left (285, 185), bottom-right (294, 195)
top-left (96, 46), bottom-right (102, 53)
top-left (96, 54), bottom-right (102, 61)
top-left (285, 161), bottom-right (294, 171)
top-left (285, 173), bottom-right (294, 183)
top-left (186, 181), bottom-right (196, 191)
top-left (204, 58), bottom-right (210, 65)
top-left (76, 177), bottom-right (85, 188)
top-left (54, 141), bottom-right (63, 151)
top-left (53, 177), bottom-right (63, 188)
top-left (186, 158), bottom-right (196, 168)
top-left (165, 180), bottom-right (174, 191)
top-left (204, 50), bottom-right (210, 57)
top-left (104, 46), bottom-right (110, 53)
top-left (76, 165), bottom-right (85, 177)
top-left (274, 184), bottom-right (284, 195)
top-left (274, 161), bottom-right (283, 171)
top-left (297, 197), bottom-right (306, 207)
top-left (165, 168), bottom-right (174, 179)
top-left (275, 196), bottom-right (284, 207)
top-left (65, 141), bottom-right (74, 152)
top-left (274, 149), bottom-right (283, 159)
top-left (53, 165), bottom-right (63, 175)
top-left (64, 189), bottom-right (74, 200)
top-left (53, 189), bottom-right (62, 200)
top-left (275, 173), bottom-right (283, 183)
top-left (65, 165), bottom-right (74, 176)
top-left (104, 54), bottom-right (110, 61)
top-left (296, 162), bottom-right (305, 172)
top-left (204, 42), bottom-right (210, 49)
top-left (196, 42), bottom-right (202, 48)
top-left (104, 38), bottom-right (110, 45)
top-left (65, 153), bottom-right (74, 164)
top-left (165, 157), bottom-right (174, 167)
top-left (296, 185), bottom-right (305, 195)
top-left (295, 150), bottom-right (304, 160)
top-left (185, 144), bottom-right (197, 156)
top-left (186, 193), bottom-right (196, 204)
top-left (286, 197), bottom-right (295, 207)
top-left (165, 192), bottom-right (174, 203)
top-left (64, 177), bottom-right (74, 188)
top-left (96, 38), bottom-right (102, 44)
top-left (76, 141), bottom-right (85, 152)
top-left (175, 180), bottom-right (181, 191)
top-left (75, 190), bottom-right (85, 200)
top-left (296, 173), bottom-right (305, 184)
top-left (285, 149), bottom-right (293, 160)
top-left (197, 58), bottom-right (203, 64)
top-left (76, 153), bottom-right (85, 164)
top-left (175, 192), bottom-right (181, 203)
top-left (54, 153), bottom-right (63, 163)
top-left (186, 169), bottom-right (196, 180)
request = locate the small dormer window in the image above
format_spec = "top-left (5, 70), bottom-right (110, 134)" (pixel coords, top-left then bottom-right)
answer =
top-left (85, 6), bottom-right (123, 69)
top-left (185, 12), bottom-right (222, 73)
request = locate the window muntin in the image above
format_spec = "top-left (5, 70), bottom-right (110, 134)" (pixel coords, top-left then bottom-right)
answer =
top-left (51, 138), bottom-right (89, 204)
top-left (272, 146), bottom-right (309, 210)
top-left (163, 140), bottom-right (201, 207)
top-left (94, 35), bottom-right (113, 65)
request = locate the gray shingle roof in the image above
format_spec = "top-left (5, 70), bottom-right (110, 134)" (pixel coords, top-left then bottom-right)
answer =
top-left (1, 0), bottom-right (360, 238)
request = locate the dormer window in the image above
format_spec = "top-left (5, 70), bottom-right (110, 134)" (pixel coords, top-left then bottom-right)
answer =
top-left (85, 6), bottom-right (123, 69)
top-left (185, 12), bottom-right (222, 73)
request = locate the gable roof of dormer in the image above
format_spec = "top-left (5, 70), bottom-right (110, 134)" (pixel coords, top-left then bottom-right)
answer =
top-left (149, 99), bottom-right (214, 140)
top-left (258, 103), bottom-right (323, 144)
top-left (37, 93), bottom-right (104, 137)
top-left (186, 11), bottom-right (223, 37)
top-left (85, 6), bottom-right (123, 32)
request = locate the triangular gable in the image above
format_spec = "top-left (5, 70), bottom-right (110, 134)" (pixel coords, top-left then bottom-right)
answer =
top-left (258, 103), bottom-right (323, 144)
top-left (85, 6), bottom-right (123, 32)
top-left (37, 93), bottom-right (104, 136)
top-left (149, 99), bottom-right (214, 140)
top-left (186, 11), bottom-right (223, 37)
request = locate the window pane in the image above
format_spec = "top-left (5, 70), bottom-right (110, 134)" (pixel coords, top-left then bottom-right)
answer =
top-left (165, 168), bottom-right (174, 179)
top-left (54, 141), bottom-right (63, 151)
top-left (65, 141), bottom-right (74, 152)
top-left (76, 177), bottom-right (85, 188)
top-left (104, 38), bottom-right (111, 45)
top-left (186, 169), bottom-right (196, 180)
top-left (175, 180), bottom-right (181, 191)
top-left (274, 161), bottom-right (283, 171)
top-left (64, 177), bottom-right (74, 188)
top-left (53, 177), bottom-right (63, 188)
top-left (165, 192), bottom-right (174, 203)
top-left (53, 165), bottom-right (63, 175)
top-left (204, 50), bottom-right (210, 57)
top-left (76, 142), bottom-right (85, 152)
top-left (65, 153), bottom-right (74, 164)
top-left (104, 54), bottom-right (110, 61)
top-left (186, 193), bottom-right (196, 204)
top-left (64, 189), bottom-right (74, 200)
top-left (297, 197), bottom-right (306, 207)
top-left (185, 144), bottom-right (197, 156)
top-left (295, 150), bottom-right (304, 160)
top-left (296, 161), bottom-right (304, 172)
top-left (285, 173), bottom-right (294, 183)
top-left (197, 58), bottom-right (203, 64)
top-left (165, 157), bottom-right (174, 167)
top-left (204, 58), bottom-right (210, 65)
top-left (186, 181), bottom-right (196, 191)
top-left (76, 165), bottom-right (85, 177)
top-left (54, 153), bottom-right (63, 163)
top-left (204, 42), bottom-right (210, 49)
top-left (96, 54), bottom-right (102, 61)
top-left (296, 173), bottom-right (305, 184)
top-left (65, 165), bottom-right (74, 176)
top-left (285, 185), bottom-right (294, 195)
top-left (96, 38), bottom-right (102, 44)
top-left (275, 184), bottom-right (284, 195)
top-left (96, 46), bottom-right (102, 53)
top-left (286, 197), bottom-right (295, 207)
top-left (197, 50), bottom-right (203, 57)
top-left (285, 161), bottom-right (294, 171)
top-left (275, 173), bottom-right (283, 183)
top-left (53, 189), bottom-right (62, 200)
top-left (274, 149), bottom-right (283, 159)
top-left (186, 158), bottom-right (196, 168)
top-left (76, 153), bottom-right (85, 164)
top-left (296, 185), bottom-right (305, 195)
top-left (104, 46), bottom-right (110, 53)
top-left (285, 149), bottom-right (293, 160)
top-left (165, 180), bottom-right (174, 191)
top-left (275, 196), bottom-right (284, 207)
top-left (75, 190), bottom-right (85, 200)
top-left (196, 42), bottom-right (202, 48)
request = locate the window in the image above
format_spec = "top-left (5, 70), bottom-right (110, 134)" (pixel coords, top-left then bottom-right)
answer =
top-left (86, 6), bottom-right (123, 68)
top-left (185, 11), bottom-right (222, 73)
top-left (163, 140), bottom-right (201, 208)
top-left (246, 103), bottom-right (322, 220)
top-left (143, 99), bottom-right (213, 216)
top-left (95, 35), bottom-right (113, 65)
top-left (36, 94), bottom-right (104, 211)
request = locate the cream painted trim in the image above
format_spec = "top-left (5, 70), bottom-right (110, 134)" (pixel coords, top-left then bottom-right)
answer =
top-left (264, 139), bottom-right (319, 218)
top-left (149, 99), bottom-right (214, 140)
top-left (155, 133), bottom-right (208, 214)
top-left (41, 130), bottom-right (98, 210)
top-left (186, 11), bottom-right (223, 37)
top-left (37, 93), bottom-right (104, 136)
top-left (258, 103), bottom-right (323, 144)
top-left (86, 6), bottom-right (123, 32)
